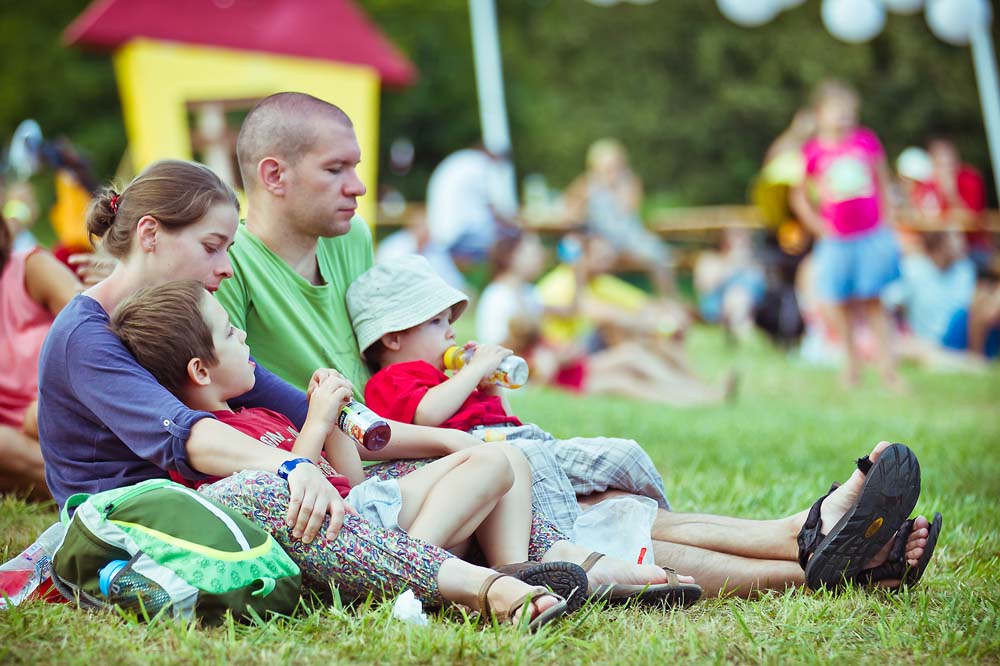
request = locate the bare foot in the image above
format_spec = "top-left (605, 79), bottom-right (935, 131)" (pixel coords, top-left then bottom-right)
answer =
top-left (543, 542), bottom-right (695, 591)
top-left (861, 515), bottom-right (931, 587)
top-left (484, 575), bottom-right (562, 625)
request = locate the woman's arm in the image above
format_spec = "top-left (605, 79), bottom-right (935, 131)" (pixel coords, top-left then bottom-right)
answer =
top-left (24, 250), bottom-right (82, 316)
top-left (185, 418), bottom-right (346, 543)
top-left (357, 420), bottom-right (479, 461)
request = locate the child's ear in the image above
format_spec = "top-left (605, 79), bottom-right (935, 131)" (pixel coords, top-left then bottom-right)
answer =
top-left (380, 332), bottom-right (402, 351)
top-left (187, 357), bottom-right (212, 386)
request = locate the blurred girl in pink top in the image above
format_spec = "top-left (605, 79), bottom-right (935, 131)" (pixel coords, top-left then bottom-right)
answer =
top-left (0, 213), bottom-right (81, 498)
top-left (791, 80), bottom-right (902, 390)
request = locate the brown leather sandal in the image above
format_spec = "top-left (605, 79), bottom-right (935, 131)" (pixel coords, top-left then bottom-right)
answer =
top-left (581, 552), bottom-right (702, 609)
top-left (477, 572), bottom-right (570, 632)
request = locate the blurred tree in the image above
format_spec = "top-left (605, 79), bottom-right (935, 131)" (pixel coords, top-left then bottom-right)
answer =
top-left (0, 0), bottom-right (123, 182)
top-left (366, 0), bottom-right (993, 206)
top-left (0, 0), bottom-right (991, 208)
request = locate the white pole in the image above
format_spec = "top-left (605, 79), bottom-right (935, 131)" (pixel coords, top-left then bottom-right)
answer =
top-left (468, 0), bottom-right (518, 212)
top-left (969, 20), bottom-right (1000, 201)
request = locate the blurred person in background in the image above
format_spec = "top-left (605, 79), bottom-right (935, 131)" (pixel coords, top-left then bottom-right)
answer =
top-left (425, 145), bottom-right (519, 269)
top-left (527, 232), bottom-right (735, 406)
top-left (883, 230), bottom-right (995, 369)
top-left (564, 138), bottom-right (674, 296)
top-left (375, 208), bottom-right (468, 292)
top-left (0, 213), bottom-right (82, 499)
top-left (693, 227), bottom-right (767, 343)
top-left (478, 231), bottom-right (732, 405)
top-left (790, 80), bottom-right (902, 391)
top-left (910, 138), bottom-right (993, 271)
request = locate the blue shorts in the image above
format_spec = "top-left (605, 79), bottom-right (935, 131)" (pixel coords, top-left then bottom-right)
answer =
top-left (345, 477), bottom-right (404, 532)
top-left (813, 225), bottom-right (900, 303)
top-left (941, 308), bottom-right (1000, 358)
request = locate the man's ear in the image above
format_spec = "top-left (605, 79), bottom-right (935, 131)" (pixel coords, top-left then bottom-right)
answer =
top-left (258, 157), bottom-right (286, 196)
top-left (135, 215), bottom-right (159, 252)
top-left (187, 357), bottom-right (212, 387)
top-left (380, 332), bottom-right (402, 351)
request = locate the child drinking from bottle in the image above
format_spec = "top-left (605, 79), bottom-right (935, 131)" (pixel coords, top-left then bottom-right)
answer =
top-left (347, 255), bottom-right (673, 538)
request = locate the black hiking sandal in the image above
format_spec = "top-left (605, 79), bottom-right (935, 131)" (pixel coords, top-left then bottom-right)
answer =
top-left (798, 443), bottom-right (921, 590)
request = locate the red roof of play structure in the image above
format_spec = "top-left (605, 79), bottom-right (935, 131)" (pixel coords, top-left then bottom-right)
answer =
top-left (64, 0), bottom-right (416, 86)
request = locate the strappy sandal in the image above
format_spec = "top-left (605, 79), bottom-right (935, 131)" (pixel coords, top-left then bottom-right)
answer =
top-left (799, 443), bottom-right (921, 590)
top-left (581, 552), bottom-right (702, 609)
top-left (476, 573), bottom-right (569, 632)
top-left (854, 512), bottom-right (943, 589)
top-left (493, 561), bottom-right (588, 612)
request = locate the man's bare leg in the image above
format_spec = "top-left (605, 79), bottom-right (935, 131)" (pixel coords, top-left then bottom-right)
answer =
top-left (579, 441), bottom-right (932, 594)
top-left (652, 540), bottom-right (802, 597)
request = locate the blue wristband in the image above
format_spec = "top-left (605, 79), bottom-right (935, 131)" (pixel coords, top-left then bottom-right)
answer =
top-left (277, 457), bottom-right (314, 481)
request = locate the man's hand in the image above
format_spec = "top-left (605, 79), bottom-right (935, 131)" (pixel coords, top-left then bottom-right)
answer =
top-left (284, 461), bottom-right (357, 543)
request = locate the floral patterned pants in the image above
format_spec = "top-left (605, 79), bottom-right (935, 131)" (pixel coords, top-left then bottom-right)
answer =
top-left (199, 470), bottom-right (566, 607)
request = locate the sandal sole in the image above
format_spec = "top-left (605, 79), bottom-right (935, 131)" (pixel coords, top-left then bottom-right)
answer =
top-left (504, 562), bottom-right (589, 613)
top-left (805, 443), bottom-right (921, 590)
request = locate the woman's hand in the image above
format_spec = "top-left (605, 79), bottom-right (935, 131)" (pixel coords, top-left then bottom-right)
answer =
top-left (285, 461), bottom-right (357, 543)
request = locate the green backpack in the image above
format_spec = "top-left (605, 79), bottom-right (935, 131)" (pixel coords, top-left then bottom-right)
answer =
top-left (51, 478), bottom-right (301, 623)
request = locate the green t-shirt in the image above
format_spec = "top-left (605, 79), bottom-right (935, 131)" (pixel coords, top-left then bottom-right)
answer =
top-left (215, 219), bottom-right (374, 395)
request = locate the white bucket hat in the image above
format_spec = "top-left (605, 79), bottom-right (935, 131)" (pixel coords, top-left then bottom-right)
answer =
top-left (347, 254), bottom-right (469, 357)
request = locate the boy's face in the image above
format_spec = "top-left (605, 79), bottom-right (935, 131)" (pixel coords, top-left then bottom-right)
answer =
top-left (199, 292), bottom-right (257, 399)
top-left (396, 307), bottom-right (456, 371)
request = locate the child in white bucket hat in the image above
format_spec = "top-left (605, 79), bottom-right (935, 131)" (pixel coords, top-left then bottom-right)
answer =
top-left (347, 255), bottom-right (702, 609)
top-left (347, 256), bottom-right (675, 543)
top-left (348, 254), bottom-right (521, 432)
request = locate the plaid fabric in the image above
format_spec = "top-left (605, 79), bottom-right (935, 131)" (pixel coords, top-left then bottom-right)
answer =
top-left (469, 424), bottom-right (670, 538)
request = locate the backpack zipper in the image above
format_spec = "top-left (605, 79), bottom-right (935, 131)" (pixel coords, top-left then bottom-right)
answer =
top-left (102, 481), bottom-right (251, 551)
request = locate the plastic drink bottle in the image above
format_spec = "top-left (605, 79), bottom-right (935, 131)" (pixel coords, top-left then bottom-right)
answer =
top-left (442, 345), bottom-right (530, 389)
top-left (0, 523), bottom-right (64, 609)
top-left (98, 560), bottom-right (171, 614)
top-left (338, 401), bottom-right (391, 451)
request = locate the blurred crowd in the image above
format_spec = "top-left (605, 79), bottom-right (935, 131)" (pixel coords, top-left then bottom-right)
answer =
top-left (378, 78), bottom-right (998, 399)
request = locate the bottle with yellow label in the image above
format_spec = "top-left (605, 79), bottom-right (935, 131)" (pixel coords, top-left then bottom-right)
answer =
top-left (442, 345), bottom-right (529, 389)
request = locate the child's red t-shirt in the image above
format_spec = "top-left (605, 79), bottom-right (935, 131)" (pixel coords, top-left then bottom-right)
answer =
top-left (169, 407), bottom-right (353, 498)
top-left (365, 360), bottom-right (522, 431)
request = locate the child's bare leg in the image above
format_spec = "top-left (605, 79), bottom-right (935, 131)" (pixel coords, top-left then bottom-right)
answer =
top-left (825, 300), bottom-right (859, 387)
top-left (396, 447), bottom-right (517, 558)
top-left (470, 443), bottom-right (535, 566)
top-left (862, 298), bottom-right (904, 390)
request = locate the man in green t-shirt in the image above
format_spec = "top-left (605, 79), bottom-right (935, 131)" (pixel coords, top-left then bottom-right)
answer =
top-left (215, 92), bottom-right (936, 598)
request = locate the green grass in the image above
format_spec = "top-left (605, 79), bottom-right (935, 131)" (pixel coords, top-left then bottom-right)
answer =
top-left (3, 327), bottom-right (999, 664)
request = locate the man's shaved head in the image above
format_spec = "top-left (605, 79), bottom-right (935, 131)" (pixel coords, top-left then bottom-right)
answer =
top-left (237, 92), bottom-right (353, 191)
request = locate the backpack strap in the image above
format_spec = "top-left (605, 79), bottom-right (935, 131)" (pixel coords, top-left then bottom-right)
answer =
top-left (61, 493), bottom-right (93, 524)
